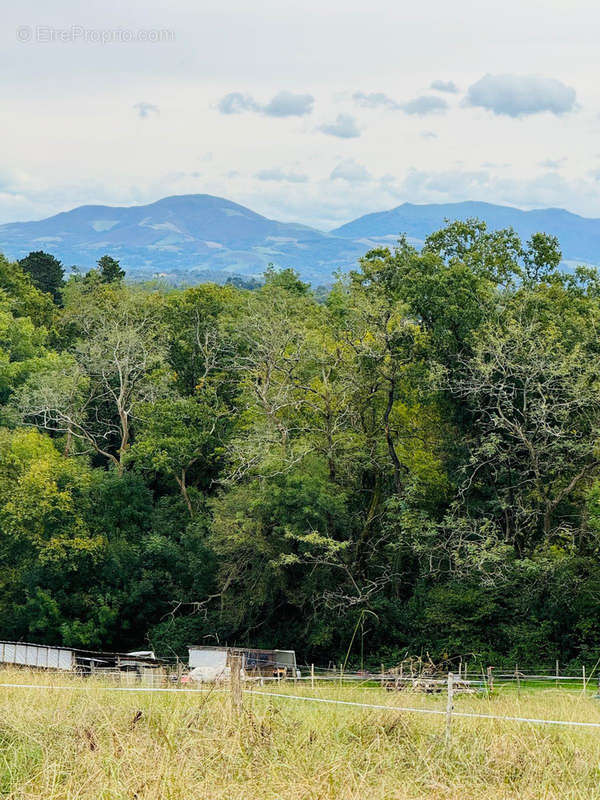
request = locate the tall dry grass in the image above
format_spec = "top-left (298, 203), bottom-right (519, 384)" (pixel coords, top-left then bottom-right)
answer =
top-left (1, 668), bottom-right (600, 799)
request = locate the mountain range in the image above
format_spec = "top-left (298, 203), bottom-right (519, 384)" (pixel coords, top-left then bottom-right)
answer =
top-left (1, 194), bottom-right (600, 284)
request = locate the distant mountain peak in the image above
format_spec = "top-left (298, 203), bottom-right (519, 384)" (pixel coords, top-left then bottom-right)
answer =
top-left (1, 194), bottom-right (599, 284)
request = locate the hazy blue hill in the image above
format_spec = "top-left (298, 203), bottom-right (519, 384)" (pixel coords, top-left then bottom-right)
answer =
top-left (332, 201), bottom-right (600, 266)
top-left (1, 195), bottom-right (600, 283)
top-left (0, 194), bottom-right (365, 283)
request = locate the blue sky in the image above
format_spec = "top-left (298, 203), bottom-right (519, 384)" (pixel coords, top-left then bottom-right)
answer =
top-left (2, 0), bottom-right (600, 228)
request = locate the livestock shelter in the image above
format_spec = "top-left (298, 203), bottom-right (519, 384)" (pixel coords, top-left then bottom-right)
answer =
top-left (0, 641), bottom-right (75, 671)
top-left (0, 640), bottom-right (162, 675)
top-left (187, 645), bottom-right (298, 678)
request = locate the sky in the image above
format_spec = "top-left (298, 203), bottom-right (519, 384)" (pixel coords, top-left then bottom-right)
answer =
top-left (2, 0), bottom-right (600, 229)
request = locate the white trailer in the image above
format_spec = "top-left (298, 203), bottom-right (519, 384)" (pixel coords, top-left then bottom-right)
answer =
top-left (0, 640), bottom-right (75, 670)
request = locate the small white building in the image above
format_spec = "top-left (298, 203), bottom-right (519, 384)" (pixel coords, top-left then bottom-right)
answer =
top-left (187, 645), bottom-right (298, 681)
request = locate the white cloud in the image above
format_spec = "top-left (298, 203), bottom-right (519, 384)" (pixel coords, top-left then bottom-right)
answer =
top-left (330, 160), bottom-right (372, 182)
top-left (401, 96), bottom-right (448, 115)
top-left (391, 167), bottom-right (600, 215)
top-left (217, 92), bottom-right (260, 114)
top-left (353, 91), bottom-right (451, 114)
top-left (400, 168), bottom-right (491, 199)
top-left (465, 74), bottom-right (577, 117)
top-left (430, 80), bottom-right (459, 94)
top-left (319, 114), bottom-right (361, 138)
top-left (353, 91), bottom-right (400, 110)
top-left (217, 90), bottom-right (313, 117)
top-left (262, 91), bottom-right (314, 117)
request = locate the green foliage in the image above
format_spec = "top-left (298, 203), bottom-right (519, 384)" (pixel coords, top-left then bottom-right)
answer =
top-left (18, 251), bottom-right (64, 303)
top-left (0, 295), bottom-right (51, 411)
top-left (0, 254), bottom-right (56, 328)
top-left (96, 254), bottom-right (125, 283)
top-left (128, 395), bottom-right (230, 514)
top-left (1, 226), bottom-right (600, 670)
top-left (0, 428), bottom-right (101, 643)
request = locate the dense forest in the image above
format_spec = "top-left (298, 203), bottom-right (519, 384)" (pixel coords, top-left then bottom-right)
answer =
top-left (2, 221), bottom-right (600, 670)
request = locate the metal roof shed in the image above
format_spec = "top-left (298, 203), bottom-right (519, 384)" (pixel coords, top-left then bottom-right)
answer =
top-left (0, 640), bottom-right (162, 673)
top-left (0, 640), bottom-right (75, 670)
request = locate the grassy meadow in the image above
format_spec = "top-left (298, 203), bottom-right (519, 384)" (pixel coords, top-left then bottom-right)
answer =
top-left (1, 669), bottom-right (600, 799)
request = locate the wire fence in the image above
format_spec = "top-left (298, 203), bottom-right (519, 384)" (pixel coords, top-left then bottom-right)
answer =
top-left (242, 687), bottom-right (600, 730)
top-left (2, 674), bottom-right (600, 734)
top-left (0, 663), bottom-right (598, 687)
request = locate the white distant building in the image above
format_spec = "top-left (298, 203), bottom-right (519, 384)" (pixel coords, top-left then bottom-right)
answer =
top-left (187, 645), bottom-right (298, 682)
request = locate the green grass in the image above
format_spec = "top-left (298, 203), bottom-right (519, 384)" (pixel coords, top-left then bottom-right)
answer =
top-left (1, 668), bottom-right (600, 798)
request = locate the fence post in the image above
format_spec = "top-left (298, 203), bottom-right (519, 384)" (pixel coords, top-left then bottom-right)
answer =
top-left (230, 654), bottom-right (242, 717)
top-left (556, 658), bottom-right (559, 688)
top-left (515, 663), bottom-right (520, 694)
top-left (487, 666), bottom-right (493, 694)
top-left (311, 663), bottom-right (314, 690)
top-left (380, 663), bottom-right (385, 689)
top-left (339, 662), bottom-right (343, 688)
top-left (582, 665), bottom-right (586, 695)
top-left (445, 672), bottom-right (454, 747)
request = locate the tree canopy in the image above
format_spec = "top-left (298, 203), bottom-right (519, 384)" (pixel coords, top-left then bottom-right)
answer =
top-left (96, 255), bottom-right (125, 283)
top-left (18, 251), bottom-right (64, 303)
top-left (1, 228), bottom-right (600, 670)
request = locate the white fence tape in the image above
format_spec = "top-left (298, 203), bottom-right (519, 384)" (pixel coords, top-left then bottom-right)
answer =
top-left (244, 689), bottom-right (600, 729)
top-left (1, 681), bottom-right (600, 729)
top-left (0, 682), bottom-right (225, 694)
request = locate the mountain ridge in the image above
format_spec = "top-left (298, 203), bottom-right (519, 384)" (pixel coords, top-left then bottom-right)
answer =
top-left (1, 194), bottom-right (600, 283)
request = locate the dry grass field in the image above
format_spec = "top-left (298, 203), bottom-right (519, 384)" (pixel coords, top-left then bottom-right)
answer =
top-left (1, 669), bottom-right (600, 799)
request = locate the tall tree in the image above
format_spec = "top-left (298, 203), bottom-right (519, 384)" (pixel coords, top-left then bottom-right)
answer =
top-left (18, 251), bottom-right (64, 303)
top-left (18, 284), bottom-right (169, 472)
top-left (0, 255), bottom-right (56, 328)
top-left (450, 281), bottom-right (600, 551)
top-left (97, 255), bottom-right (125, 283)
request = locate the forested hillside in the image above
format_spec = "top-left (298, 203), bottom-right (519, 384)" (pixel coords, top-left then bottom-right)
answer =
top-left (2, 220), bottom-right (600, 669)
